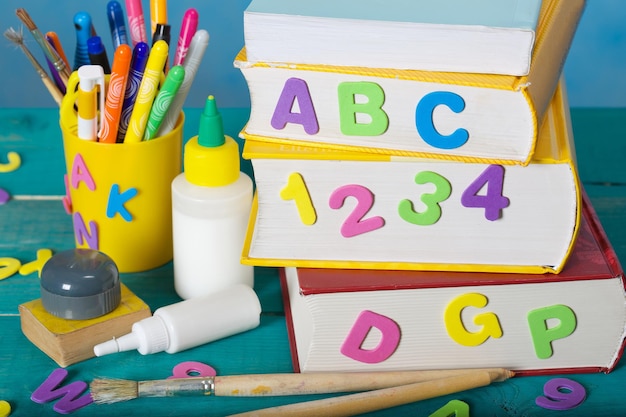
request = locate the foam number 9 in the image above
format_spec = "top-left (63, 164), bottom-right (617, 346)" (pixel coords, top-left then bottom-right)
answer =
top-left (535, 378), bottom-right (586, 410)
top-left (399, 171), bottom-right (451, 226)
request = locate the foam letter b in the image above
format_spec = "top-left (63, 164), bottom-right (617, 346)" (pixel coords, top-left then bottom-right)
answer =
top-left (338, 82), bottom-right (389, 136)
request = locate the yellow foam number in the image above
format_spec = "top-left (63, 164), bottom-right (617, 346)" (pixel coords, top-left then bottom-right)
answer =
top-left (0, 258), bottom-right (21, 281)
top-left (280, 172), bottom-right (317, 225)
top-left (0, 152), bottom-right (21, 173)
top-left (0, 400), bottom-right (11, 417)
top-left (19, 249), bottom-right (53, 278)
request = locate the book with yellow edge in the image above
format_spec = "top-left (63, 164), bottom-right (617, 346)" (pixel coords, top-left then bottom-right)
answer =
top-left (235, 0), bottom-right (585, 166)
top-left (241, 79), bottom-right (581, 274)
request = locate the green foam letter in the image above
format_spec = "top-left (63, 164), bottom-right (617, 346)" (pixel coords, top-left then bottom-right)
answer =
top-left (338, 82), bottom-right (389, 136)
top-left (528, 304), bottom-right (577, 359)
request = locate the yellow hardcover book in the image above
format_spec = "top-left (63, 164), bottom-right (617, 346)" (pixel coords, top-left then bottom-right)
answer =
top-left (241, 78), bottom-right (581, 274)
top-left (235, 0), bottom-right (585, 166)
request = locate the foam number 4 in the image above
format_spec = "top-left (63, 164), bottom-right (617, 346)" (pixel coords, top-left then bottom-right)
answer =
top-left (329, 184), bottom-right (385, 237)
top-left (399, 171), bottom-right (451, 226)
top-left (461, 164), bottom-right (510, 221)
top-left (280, 172), bottom-right (317, 225)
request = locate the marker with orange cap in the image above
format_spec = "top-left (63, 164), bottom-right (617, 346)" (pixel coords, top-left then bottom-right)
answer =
top-left (99, 44), bottom-right (132, 143)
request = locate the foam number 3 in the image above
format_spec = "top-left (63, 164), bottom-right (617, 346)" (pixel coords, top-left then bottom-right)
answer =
top-left (329, 184), bottom-right (384, 238)
top-left (399, 171), bottom-right (451, 226)
top-left (536, 378), bottom-right (586, 410)
top-left (280, 172), bottom-right (317, 225)
top-left (461, 164), bottom-right (510, 221)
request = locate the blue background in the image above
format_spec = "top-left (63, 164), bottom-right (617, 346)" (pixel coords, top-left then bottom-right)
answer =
top-left (0, 0), bottom-right (624, 108)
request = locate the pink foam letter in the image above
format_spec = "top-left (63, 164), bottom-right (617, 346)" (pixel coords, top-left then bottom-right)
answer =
top-left (340, 310), bottom-right (400, 364)
top-left (69, 153), bottom-right (96, 191)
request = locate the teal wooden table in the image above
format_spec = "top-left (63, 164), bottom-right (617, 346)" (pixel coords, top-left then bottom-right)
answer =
top-left (0, 107), bottom-right (624, 416)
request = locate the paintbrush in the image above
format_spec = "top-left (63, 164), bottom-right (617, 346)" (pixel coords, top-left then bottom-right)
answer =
top-left (90, 368), bottom-right (508, 404)
top-left (4, 27), bottom-right (63, 106)
top-left (230, 369), bottom-right (515, 417)
top-left (15, 8), bottom-right (71, 84)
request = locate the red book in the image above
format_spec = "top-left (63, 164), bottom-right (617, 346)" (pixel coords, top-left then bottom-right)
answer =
top-left (280, 191), bottom-right (625, 375)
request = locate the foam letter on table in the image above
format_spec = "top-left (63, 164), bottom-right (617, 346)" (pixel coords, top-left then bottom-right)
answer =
top-left (340, 310), bottom-right (400, 364)
top-left (31, 368), bottom-right (93, 414)
top-left (444, 293), bottom-right (503, 346)
top-left (416, 91), bottom-right (468, 150)
top-left (338, 81), bottom-right (389, 136)
top-left (107, 184), bottom-right (138, 221)
top-left (270, 77), bottom-right (319, 134)
top-left (0, 151), bottom-right (21, 173)
top-left (0, 257), bottom-right (21, 280)
top-left (69, 153), bottom-right (96, 191)
top-left (18, 249), bottom-right (52, 278)
top-left (527, 304), bottom-right (577, 359)
top-left (429, 399), bottom-right (470, 417)
top-left (72, 212), bottom-right (99, 250)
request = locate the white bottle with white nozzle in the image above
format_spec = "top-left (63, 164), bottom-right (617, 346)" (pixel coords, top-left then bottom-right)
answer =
top-left (93, 284), bottom-right (261, 356)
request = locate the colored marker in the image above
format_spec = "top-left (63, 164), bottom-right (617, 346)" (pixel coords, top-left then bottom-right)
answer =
top-left (124, 40), bottom-right (169, 143)
top-left (74, 12), bottom-right (94, 70)
top-left (88, 36), bottom-right (111, 74)
top-left (77, 65), bottom-right (105, 141)
top-left (157, 29), bottom-right (209, 137)
top-left (144, 65), bottom-right (185, 140)
top-left (173, 8), bottom-right (198, 66)
top-left (107, 1), bottom-right (129, 50)
top-left (150, 0), bottom-right (168, 39)
top-left (44, 48), bottom-right (66, 94)
top-left (100, 44), bottom-right (132, 143)
top-left (125, 0), bottom-right (147, 46)
top-left (117, 42), bottom-right (149, 143)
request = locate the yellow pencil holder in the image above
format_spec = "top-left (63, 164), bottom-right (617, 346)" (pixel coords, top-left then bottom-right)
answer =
top-left (60, 74), bottom-right (183, 273)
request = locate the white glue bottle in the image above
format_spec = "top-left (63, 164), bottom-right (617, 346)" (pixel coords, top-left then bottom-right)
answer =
top-left (93, 284), bottom-right (261, 356)
top-left (171, 95), bottom-right (254, 300)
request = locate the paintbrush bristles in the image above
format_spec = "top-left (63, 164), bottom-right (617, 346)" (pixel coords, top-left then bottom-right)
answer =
top-left (15, 8), bottom-right (36, 31)
top-left (4, 26), bottom-right (63, 106)
top-left (90, 379), bottom-right (139, 404)
top-left (4, 27), bottom-right (44, 76)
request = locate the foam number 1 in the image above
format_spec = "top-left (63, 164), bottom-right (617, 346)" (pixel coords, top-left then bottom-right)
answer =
top-left (280, 172), bottom-right (317, 225)
top-left (535, 378), bottom-right (586, 410)
top-left (399, 171), bottom-right (451, 226)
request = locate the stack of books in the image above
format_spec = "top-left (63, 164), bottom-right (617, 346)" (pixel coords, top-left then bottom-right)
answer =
top-left (235, 0), bottom-right (626, 376)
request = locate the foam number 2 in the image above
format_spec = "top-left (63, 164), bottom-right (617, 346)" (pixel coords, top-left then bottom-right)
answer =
top-left (399, 171), bottom-right (451, 226)
top-left (536, 378), bottom-right (586, 410)
top-left (461, 164), bottom-right (510, 221)
top-left (280, 172), bottom-right (317, 225)
top-left (329, 184), bottom-right (384, 237)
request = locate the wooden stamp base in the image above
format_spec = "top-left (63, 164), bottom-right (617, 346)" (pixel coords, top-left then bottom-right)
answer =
top-left (19, 284), bottom-right (151, 367)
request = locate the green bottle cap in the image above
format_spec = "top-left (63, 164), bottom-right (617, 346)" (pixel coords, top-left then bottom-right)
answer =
top-left (198, 95), bottom-right (225, 148)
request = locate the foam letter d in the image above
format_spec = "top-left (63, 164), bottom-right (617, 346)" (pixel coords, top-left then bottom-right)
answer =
top-left (340, 310), bottom-right (400, 364)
